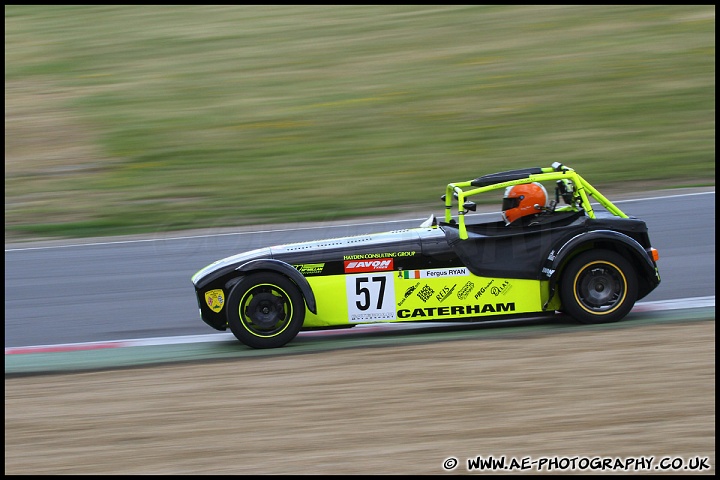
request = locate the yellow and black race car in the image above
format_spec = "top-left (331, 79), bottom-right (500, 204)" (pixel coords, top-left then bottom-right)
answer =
top-left (191, 163), bottom-right (660, 348)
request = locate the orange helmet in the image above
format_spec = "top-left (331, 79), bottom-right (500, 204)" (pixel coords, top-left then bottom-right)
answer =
top-left (501, 182), bottom-right (548, 225)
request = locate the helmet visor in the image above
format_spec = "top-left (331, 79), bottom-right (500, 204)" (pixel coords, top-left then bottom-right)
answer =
top-left (502, 197), bottom-right (521, 212)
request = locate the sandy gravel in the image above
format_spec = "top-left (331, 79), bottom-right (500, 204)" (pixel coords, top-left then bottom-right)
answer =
top-left (4, 321), bottom-right (715, 475)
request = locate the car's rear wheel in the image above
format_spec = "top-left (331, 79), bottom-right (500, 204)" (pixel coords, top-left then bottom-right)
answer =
top-left (560, 249), bottom-right (638, 324)
top-left (227, 272), bottom-right (305, 348)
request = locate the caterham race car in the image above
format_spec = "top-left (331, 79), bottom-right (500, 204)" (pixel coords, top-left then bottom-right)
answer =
top-left (191, 163), bottom-right (660, 348)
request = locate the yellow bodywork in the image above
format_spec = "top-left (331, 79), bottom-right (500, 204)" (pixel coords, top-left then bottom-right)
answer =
top-left (302, 269), bottom-right (554, 328)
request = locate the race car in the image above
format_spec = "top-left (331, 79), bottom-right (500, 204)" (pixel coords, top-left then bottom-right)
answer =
top-left (191, 162), bottom-right (660, 348)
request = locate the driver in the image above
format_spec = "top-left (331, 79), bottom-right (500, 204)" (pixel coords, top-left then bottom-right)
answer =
top-left (501, 182), bottom-right (549, 226)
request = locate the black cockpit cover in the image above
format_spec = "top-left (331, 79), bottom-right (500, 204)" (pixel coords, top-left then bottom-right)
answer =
top-left (441, 211), bottom-right (585, 279)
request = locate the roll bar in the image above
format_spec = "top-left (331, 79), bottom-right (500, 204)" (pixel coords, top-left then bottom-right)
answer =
top-left (443, 163), bottom-right (627, 239)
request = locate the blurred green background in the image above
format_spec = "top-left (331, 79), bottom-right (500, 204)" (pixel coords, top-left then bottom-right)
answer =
top-left (4, 5), bottom-right (715, 241)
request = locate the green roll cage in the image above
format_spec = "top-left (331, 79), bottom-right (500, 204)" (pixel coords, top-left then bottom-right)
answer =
top-left (444, 162), bottom-right (628, 240)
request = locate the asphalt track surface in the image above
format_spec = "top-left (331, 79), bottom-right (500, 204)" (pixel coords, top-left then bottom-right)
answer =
top-left (4, 189), bottom-right (715, 374)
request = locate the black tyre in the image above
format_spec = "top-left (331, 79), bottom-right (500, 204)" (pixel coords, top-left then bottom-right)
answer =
top-left (560, 249), bottom-right (638, 324)
top-left (226, 272), bottom-right (305, 348)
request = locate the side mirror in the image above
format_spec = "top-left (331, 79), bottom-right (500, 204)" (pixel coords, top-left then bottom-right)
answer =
top-left (441, 193), bottom-right (460, 202)
top-left (556, 180), bottom-right (575, 205)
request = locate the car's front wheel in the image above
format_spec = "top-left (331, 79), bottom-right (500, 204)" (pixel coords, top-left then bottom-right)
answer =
top-left (227, 272), bottom-right (305, 348)
top-left (560, 249), bottom-right (638, 324)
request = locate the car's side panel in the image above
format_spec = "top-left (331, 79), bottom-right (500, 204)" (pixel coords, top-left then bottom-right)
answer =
top-left (302, 268), bottom-right (547, 328)
top-left (392, 271), bottom-right (544, 321)
top-left (301, 275), bottom-right (350, 327)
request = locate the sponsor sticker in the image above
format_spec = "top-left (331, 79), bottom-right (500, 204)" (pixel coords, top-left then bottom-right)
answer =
top-left (542, 267), bottom-right (555, 277)
top-left (475, 279), bottom-right (495, 300)
top-left (417, 284), bottom-right (435, 302)
top-left (343, 251), bottom-right (415, 260)
top-left (400, 267), bottom-right (469, 279)
top-left (491, 280), bottom-right (513, 297)
top-left (294, 263), bottom-right (325, 275)
top-left (435, 284), bottom-right (457, 303)
top-left (398, 282), bottom-right (420, 306)
top-left (344, 258), bottom-right (394, 273)
top-left (457, 281), bottom-right (474, 300)
top-left (204, 289), bottom-right (225, 313)
top-left (397, 302), bottom-right (516, 319)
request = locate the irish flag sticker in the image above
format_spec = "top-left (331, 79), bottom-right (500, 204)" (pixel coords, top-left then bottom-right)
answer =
top-left (401, 270), bottom-right (421, 279)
